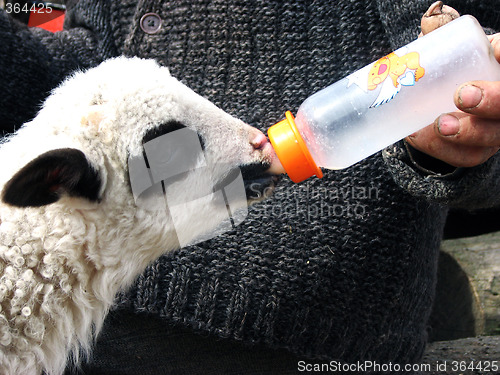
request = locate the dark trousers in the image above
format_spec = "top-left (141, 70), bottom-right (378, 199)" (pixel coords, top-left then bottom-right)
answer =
top-left (64, 309), bottom-right (303, 375)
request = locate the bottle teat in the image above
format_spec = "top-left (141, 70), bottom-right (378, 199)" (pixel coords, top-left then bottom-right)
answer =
top-left (268, 111), bottom-right (323, 183)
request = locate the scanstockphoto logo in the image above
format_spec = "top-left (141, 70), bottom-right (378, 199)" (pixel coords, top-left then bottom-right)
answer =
top-left (128, 127), bottom-right (248, 248)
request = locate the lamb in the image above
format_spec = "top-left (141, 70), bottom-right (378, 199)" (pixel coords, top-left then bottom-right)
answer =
top-left (0, 57), bottom-right (281, 375)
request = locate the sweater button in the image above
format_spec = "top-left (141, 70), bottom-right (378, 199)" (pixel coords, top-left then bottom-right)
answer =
top-left (140, 13), bottom-right (162, 34)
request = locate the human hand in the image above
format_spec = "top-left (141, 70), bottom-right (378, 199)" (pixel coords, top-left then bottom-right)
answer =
top-left (406, 76), bottom-right (500, 168)
top-left (405, 3), bottom-right (500, 168)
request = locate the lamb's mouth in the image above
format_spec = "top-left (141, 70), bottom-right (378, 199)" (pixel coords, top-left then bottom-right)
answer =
top-left (240, 163), bottom-right (281, 204)
top-left (240, 136), bottom-right (283, 203)
top-left (211, 163), bottom-right (280, 205)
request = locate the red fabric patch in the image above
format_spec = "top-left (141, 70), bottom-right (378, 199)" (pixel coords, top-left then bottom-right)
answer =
top-left (28, 9), bottom-right (65, 32)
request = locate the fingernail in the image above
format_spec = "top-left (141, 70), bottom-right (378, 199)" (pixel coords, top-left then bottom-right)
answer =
top-left (458, 85), bottom-right (483, 109)
top-left (437, 114), bottom-right (460, 136)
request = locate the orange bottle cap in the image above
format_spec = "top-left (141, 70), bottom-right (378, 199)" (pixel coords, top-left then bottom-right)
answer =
top-left (268, 111), bottom-right (323, 183)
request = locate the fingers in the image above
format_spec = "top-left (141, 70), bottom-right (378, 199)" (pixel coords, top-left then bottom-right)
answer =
top-left (409, 80), bottom-right (500, 168)
top-left (455, 81), bottom-right (500, 118)
top-left (407, 113), bottom-right (500, 168)
top-left (453, 33), bottom-right (500, 115)
top-left (420, 1), bottom-right (460, 36)
top-left (437, 112), bottom-right (500, 147)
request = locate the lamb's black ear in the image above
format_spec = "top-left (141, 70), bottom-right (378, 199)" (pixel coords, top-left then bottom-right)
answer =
top-left (2, 148), bottom-right (102, 207)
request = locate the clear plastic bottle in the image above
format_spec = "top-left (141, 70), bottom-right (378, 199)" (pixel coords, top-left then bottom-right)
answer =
top-left (268, 15), bottom-right (500, 183)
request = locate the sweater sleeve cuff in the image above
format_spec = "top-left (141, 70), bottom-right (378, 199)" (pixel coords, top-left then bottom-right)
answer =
top-left (403, 140), bottom-right (462, 177)
top-left (382, 140), bottom-right (500, 209)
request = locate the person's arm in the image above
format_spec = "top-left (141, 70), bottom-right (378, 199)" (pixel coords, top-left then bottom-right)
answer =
top-left (0, 1), bottom-right (117, 133)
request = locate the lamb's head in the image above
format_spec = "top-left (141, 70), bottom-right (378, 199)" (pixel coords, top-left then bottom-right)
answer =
top-left (0, 57), bottom-right (282, 262)
top-left (0, 57), bottom-right (284, 374)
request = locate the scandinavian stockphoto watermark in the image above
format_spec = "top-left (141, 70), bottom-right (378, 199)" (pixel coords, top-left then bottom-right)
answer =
top-left (128, 127), bottom-right (248, 248)
top-left (250, 180), bottom-right (381, 222)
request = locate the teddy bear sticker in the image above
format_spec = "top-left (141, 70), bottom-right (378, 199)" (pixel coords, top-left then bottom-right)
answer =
top-left (347, 48), bottom-right (426, 108)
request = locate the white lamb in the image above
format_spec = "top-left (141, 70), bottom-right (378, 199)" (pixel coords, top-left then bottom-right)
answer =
top-left (0, 57), bottom-right (281, 375)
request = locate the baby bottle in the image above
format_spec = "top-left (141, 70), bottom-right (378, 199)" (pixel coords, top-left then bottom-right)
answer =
top-left (268, 15), bottom-right (500, 183)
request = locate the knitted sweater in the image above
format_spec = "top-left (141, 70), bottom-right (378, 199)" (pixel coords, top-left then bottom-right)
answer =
top-left (2, 0), bottom-right (500, 366)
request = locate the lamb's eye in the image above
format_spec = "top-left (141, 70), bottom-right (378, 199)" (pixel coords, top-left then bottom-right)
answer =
top-left (142, 121), bottom-right (205, 150)
top-left (136, 123), bottom-right (206, 189)
top-left (142, 121), bottom-right (185, 144)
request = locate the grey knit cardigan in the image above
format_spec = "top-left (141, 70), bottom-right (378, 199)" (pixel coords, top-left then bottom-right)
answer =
top-left (1, 0), bottom-right (499, 365)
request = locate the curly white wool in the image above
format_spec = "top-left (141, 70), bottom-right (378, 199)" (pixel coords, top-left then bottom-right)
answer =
top-left (0, 207), bottom-right (83, 360)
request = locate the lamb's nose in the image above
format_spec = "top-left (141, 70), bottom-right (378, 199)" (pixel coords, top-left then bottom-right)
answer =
top-left (247, 125), bottom-right (285, 175)
top-left (249, 128), bottom-right (268, 150)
